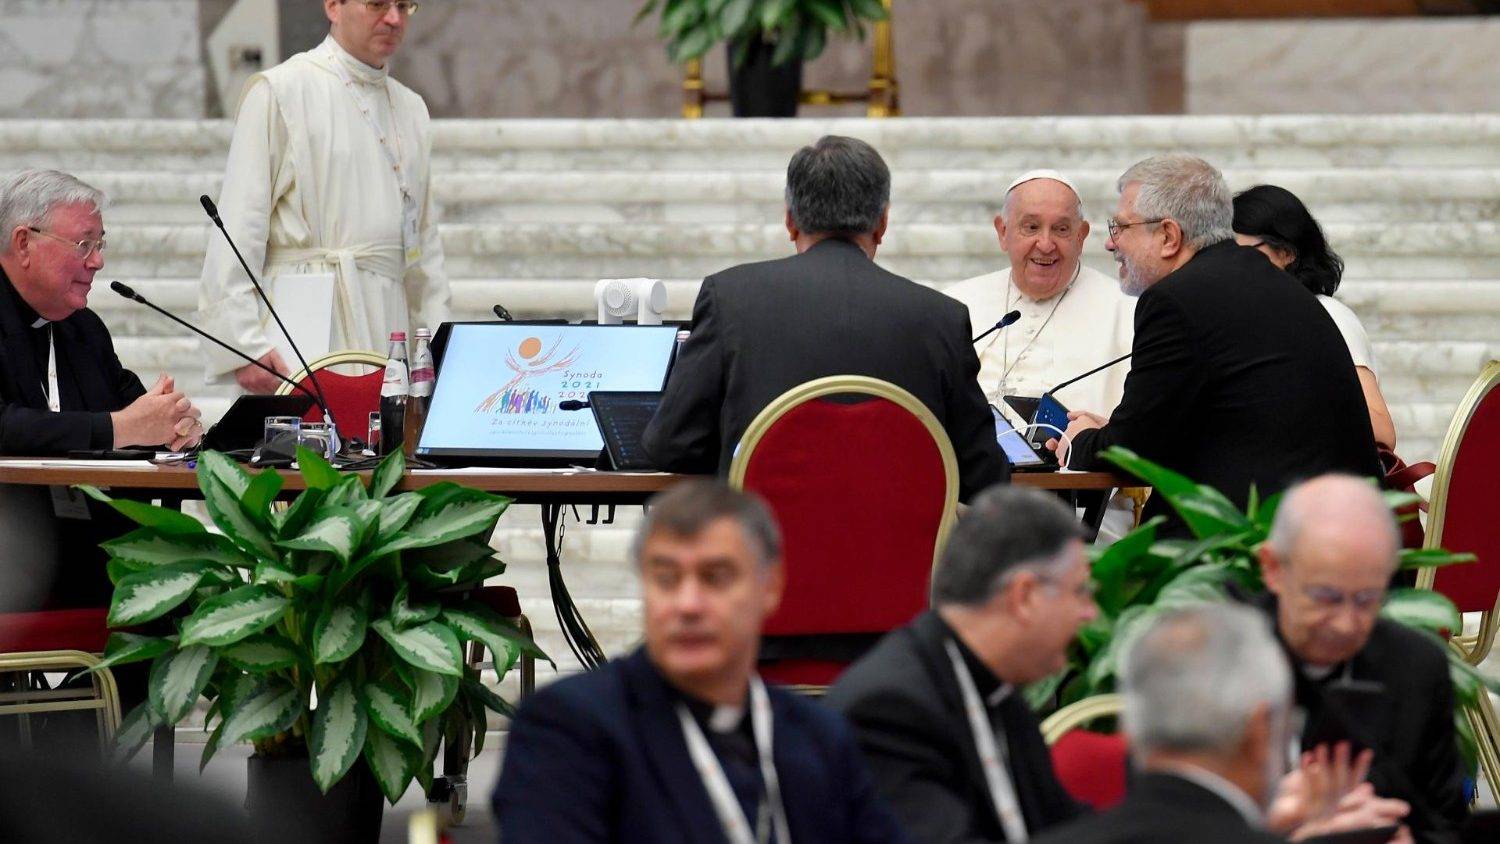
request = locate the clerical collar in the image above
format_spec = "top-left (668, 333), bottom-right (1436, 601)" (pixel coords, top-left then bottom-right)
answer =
top-left (938, 616), bottom-right (1013, 707)
top-left (322, 35), bottom-right (388, 85)
top-left (681, 689), bottom-right (749, 734)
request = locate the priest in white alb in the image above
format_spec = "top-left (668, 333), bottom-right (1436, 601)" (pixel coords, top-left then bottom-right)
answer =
top-left (945, 170), bottom-right (1138, 539)
top-left (198, 0), bottom-right (449, 393)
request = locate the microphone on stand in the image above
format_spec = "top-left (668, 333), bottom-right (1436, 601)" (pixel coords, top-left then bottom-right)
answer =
top-left (109, 281), bottom-right (330, 417)
top-left (1042, 352), bottom-right (1133, 403)
top-left (972, 309), bottom-right (1022, 344)
top-left (198, 195), bottom-right (335, 435)
top-left (492, 304), bottom-right (514, 322)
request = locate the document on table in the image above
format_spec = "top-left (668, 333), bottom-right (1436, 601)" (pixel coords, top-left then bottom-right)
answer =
top-left (0, 459), bottom-right (155, 469)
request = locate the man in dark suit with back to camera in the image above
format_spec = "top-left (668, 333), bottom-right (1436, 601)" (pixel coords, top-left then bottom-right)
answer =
top-left (1055, 154), bottom-right (1380, 527)
top-left (0, 169), bottom-right (204, 611)
top-left (493, 480), bottom-right (911, 843)
top-left (642, 135), bottom-right (1006, 501)
top-left (827, 487), bottom-right (1097, 842)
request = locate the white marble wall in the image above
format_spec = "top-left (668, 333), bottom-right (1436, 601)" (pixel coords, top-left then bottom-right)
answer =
top-left (0, 0), bottom-right (206, 118)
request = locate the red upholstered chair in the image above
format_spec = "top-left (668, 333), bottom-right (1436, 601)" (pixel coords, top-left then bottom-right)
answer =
top-left (1040, 694), bottom-right (1128, 811)
top-left (0, 608), bottom-right (121, 749)
top-left (1416, 359), bottom-right (1500, 792)
top-left (729, 376), bottom-right (959, 691)
top-left (275, 350), bottom-right (387, 442)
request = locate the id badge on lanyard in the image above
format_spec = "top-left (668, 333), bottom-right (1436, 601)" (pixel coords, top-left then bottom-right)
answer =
top-left (43, 328), bottom-right (90, 520)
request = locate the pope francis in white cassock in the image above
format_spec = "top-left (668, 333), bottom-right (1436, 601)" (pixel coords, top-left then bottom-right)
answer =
top-left (199, 0), bottom-right (448, 391)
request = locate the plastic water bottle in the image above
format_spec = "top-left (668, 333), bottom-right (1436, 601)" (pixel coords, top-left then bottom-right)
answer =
top-left (404, 328), bottom-right (434, 455)
top-left (380, 331), bottom-right (409, 456)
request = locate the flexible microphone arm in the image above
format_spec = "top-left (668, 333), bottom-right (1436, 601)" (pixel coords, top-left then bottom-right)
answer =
top-left (109, 281), bottom-right (328, 414)
top-left (1044, 352), bottom-right (1133, 400)
top-left (972, 309), bottom-right (1022, 344)
top-left (199, 194), bottom-right (335, 425)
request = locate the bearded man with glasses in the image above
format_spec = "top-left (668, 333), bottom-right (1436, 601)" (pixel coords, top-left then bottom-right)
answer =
top-left (199, 0), bottom-right (449, 394)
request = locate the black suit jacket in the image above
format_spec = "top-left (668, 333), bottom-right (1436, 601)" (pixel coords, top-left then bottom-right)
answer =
top-left (1260, 597), bottom-right (1467, 844)
top-left (825, 611), bottom-right (1087, 842)
top-left (1068, 242), bottom-right (1380, 525)
top-left (642, 237), bottom-right (1007, 501)
top-left (493, 647), bottom-right (912, 843)
top-left (1031, 771), bottom-right (1282, 844)
top-left (0, 267), bottom-right (144, 454)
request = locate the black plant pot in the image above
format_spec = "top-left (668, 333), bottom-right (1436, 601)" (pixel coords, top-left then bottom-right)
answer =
top-left (246, 754), bottom-right (384, 844)
top-left (727, 37), bottom-right (803, 118)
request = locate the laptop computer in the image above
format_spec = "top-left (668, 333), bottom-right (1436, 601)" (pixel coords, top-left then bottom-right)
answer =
top-left (588, 391), bottom-right (663, 470)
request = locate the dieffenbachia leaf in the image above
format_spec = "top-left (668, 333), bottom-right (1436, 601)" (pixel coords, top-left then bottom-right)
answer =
top-left (370, 449), bottom-right (405, 499)
top-left (108, 564), bottom-right (210, 627)
top-left (200, 471), bottom-right (278, 562)
top-left (275, 507), bottom-right (362, 564)
top-left (101, 528), bottom-right (255, 570)
top-left (77, 485), bottom-right (205, 536)
top-left (179, 584), bottom-right (290, 647)
top-left (68, 632), bottom-right (176, 682)
top-left (410, 668), bottom-right (459, 726)
top-left (312, 600), bottom-right (369, 665)
top-left (221, 631), bottom-right (300, 673)
top-left (371, 618), bottom-right (463, 677)
top-left (443, 602), bottom-right (551, 665)
top-left (368, 499), bottom-right (509, 556)
top-left (363, 727), bottom-right (420, 804)
top-left (113, 702), bottom-right (161, 763)
top-left (310, 677), bottom-right (368, 793)
top-left (389, 584), bottom-right (440, 629)
top-left (365, 681), bottom-right (422, 748)
top-left (148, 645), bottom-right (218, 724)
top-left (219, 680), bottom-right (302, 747)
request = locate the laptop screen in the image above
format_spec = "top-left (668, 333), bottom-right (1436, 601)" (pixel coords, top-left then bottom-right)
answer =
top-left (992, 405), bottom-right (1044, 468)
top-left (416, 323), bottom-right (680, 463)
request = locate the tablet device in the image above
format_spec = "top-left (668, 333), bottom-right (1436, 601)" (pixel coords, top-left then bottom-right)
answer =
top-left (1302, 679), bottom-right (1389, 757)
top-left (1002, 394), bottom-right (1040, 424)
top-left (1032, 392), bottom-right (1070, 446)
top-left (1300, 826), bottom-right (1400, 844)
top-left (992, 405), bottom-right (1054, 471)
top-left (416, 323), bottom-right (681, 466)
top-left (202, 394), bottom-right (318, 452)
top-left (589, 391), bottom-right (663, 470)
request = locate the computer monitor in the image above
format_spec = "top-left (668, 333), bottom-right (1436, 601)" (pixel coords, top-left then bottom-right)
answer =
top-left (416, 323), bottom-right (681, 465)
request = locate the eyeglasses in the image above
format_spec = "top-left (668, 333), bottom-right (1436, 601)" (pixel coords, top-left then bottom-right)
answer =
top-left (1038, 572), bottom-right (1097, 602)
top-left (346, 0), bottom-right (419, 15)
top-left (1106, 217), bottom-right (1164, 240)
top-left (1300, 584), bottom-right (1385, 612)
top-left (27, 227), bottom-right (105, 259)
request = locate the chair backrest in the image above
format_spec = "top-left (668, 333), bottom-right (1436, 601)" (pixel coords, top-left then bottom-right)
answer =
top-left (276, 351), bottom-right (387, 439)
top-left (1420, 361), bottom-right (1500, 620)
top-left (729, 376), bottom-right (958, 638)
top-left (1040, 693), bottom-right (1128, 811)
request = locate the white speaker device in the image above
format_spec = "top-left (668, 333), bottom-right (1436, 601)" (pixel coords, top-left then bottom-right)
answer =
top-left (595, 277), bottom-right (667, 325)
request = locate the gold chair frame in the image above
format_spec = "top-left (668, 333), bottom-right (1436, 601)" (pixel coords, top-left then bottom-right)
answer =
top-left (682, 0), bottom-right (899, 118)
top-left (273, 350), bottom-right (388, 397)
top-left (1040, 693), bottom-right (1124, 745)
top-left (1414, 359), bottom-right (1500, 797)
top-left (0, 649), bottom-right (121, 751)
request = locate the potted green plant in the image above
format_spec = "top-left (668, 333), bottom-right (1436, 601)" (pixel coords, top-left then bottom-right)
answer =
top-left (74, 448), bottom-right (547, 842)
top-left (635, 0), bottom-right (890, 116)
top-left (1028, 446), bottom-right (1499, 769)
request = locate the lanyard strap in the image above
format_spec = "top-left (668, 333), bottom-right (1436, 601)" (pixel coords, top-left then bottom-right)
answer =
top-left (44, 325), bottom-right (59, 413)
top-left (324, 46), bottom-right (411, 203)
top-left (676, 677), bottom-right (791, 844)
top-left (945, 640), bottom-right (1028, 842)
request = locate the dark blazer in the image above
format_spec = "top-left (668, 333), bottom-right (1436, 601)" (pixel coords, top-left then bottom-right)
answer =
top-left (825, 611), bottom-right (1087, 842)
top-left (0, 267), bottom-right (145, 454)
top-left (642, 237), bottom-right (1007, 501)
top-left (1260, 597), bottom-right (1467, 844)
top-left (493, 647), bottom-right (912, 844)
top-left (1031, 771), bottom-right (1282, 844)
top-left (1067, 242), bottom-right (1380, 525)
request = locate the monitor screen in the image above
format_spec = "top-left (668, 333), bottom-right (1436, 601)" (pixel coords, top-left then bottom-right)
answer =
top-left (416, 323), bottom-right (680, 463)
top-left (991, 405), bottom-right (1044, 467)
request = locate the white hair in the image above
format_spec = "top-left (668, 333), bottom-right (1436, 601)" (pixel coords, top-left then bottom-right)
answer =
top-left (1122, 604), bottom-right (1291, 756)
top-left (1116, 154), bottom-right (1232, 250)
top-left (0, 169), bottom-right (107, 255)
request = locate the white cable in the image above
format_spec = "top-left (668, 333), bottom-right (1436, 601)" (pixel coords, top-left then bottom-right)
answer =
top-left (1012, 422), bottom-right (1075, 471)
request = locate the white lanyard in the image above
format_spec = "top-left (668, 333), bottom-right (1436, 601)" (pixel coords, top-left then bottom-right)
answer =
top-left (675, 677), bottom-right (791, 844)
top-left (945, 640), bottom-right (1028, 842)
top-left (43, 324), bottom-right (59, 413)
top-left (324, 47), bottom-right (422, 266)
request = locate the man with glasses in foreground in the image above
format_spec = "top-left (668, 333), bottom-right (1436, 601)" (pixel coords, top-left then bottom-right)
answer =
top-left (200, 0), bottom-right (449, 393)
top-left (1257, 474), bottom-right (1466, 841)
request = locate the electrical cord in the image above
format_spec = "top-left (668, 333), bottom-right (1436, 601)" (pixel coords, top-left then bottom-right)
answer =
top-left (1013, 422), bottom-right (1075, 471)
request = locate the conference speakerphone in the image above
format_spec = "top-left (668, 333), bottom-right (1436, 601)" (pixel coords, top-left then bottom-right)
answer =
top-left (415, 323), bottom-right (680, 466)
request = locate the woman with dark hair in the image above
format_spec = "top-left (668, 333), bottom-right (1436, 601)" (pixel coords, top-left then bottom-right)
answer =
top-left (1233, 185), bottom-right (1396, 448)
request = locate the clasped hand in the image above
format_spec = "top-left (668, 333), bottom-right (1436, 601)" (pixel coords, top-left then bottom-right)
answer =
top-left (112, 374), bottom-right (204, 451)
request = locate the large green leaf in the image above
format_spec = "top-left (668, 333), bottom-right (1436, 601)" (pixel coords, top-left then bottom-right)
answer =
top-left (373, 493), bottom-right (422, 545)
top-left (848, 0), bottom-right (889, 21)
top-left (102, 528), bottom-right (255, 570)
top-left (311, 678), bottom-right (369, 793)
top-left (363, 728), bottom-right (420, 804)
top-left (1153, 564), bottom-right (1245, 610)
top-left (68, 632), bottom-right (175, 682)
top-left (370, 449), bottom-right (406, 499)
top-left (222, 631), bottom-right (300, 673)
top-left (200, 471), bottom-right (278, 562)
top-left (1398, 548), bottom-right (1477, 571)
top-left (1090, 516), bottom-right (1163, 617)
top-left (369, 499), bottom-right (509, 556)
top-left (365, 681), bottom-right (422, 748)
top-left (200, 721), bottom-right (226, 773)
top-left (78, 485), bottom-right (205, 536)
top-left (313, 600), bottom-right (369, 665)
top-left (327, 553), bottom-right (393, 598)
top-left (718, 0), bottom-right (755, 36)
top-left (241, 467), bottom-right (285, 524)
top-left (390, 584), bottom-right (440, 629)
top-left (108, 564), bottom-right (210, 627)
top-left (1100, 447), bottom-right (1247, 538)
top-left (371, 618), bottom-right (464, 677)
top-left (462, 676), bottom-right (516, 719)
top-left (443, 603), bottom-right (551, 664)
top-left (113, 702), bottom-right (160, 763)
top-left (1382, 588), bottom-right (1463, 637)
top-left (272, 488), bottom-right (327, 537)
top-left (148, 645), bottom-right (218, 724)
top-left (805, 0), bottom-right (849, 32)
top-left (197, 450), bottom-right (252, 500)
top-left (411, 669), bottom-right (459, 726)
top-left (275, 507), bottom-right (362, 563)
top-left (760, 0), bottom-right (795, 30)
top-left (296, 445), bottom-right (342, 491)
top-left (323, 474), bottom-right (370, 509)
top-left (219, 680), bottom-right (302, 746)
top-left (179, 584), bottom-right (291, 647)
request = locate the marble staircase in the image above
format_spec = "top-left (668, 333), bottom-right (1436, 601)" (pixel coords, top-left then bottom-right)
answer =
top-left (14, 116), bottom-right (1499, 677)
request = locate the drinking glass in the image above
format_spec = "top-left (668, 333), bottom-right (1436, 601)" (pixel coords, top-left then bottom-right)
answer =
top-left (263, 415), bottom-right (301, 451)
top-left (367, 411), bottom-right (382, 454)
top-left (298, 421), bottom-right (335, 460)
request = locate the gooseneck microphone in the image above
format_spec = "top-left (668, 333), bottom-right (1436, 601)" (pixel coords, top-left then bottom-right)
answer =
top-left (109, 281), bottom-right (327, 413)
top-left (199, 194), bottom-right (334, 425)
top-left (972, 309), bottom-right (1022, 344)
top-left (558, 400), bottom-right (589, 411)
top-left (1044, 352), bottom-right (1133, 400)
top-left (492, 304), bottom-right (514, 322)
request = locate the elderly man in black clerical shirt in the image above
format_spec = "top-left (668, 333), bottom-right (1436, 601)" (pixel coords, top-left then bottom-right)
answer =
top-left (0, 169), bottom-right (204, 611)
top-left (493, 480), bottom-right (910, 844)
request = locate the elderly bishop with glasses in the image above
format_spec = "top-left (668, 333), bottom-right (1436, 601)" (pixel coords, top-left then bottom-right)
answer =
top-left (199, 0), bottom-right (449, 394)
